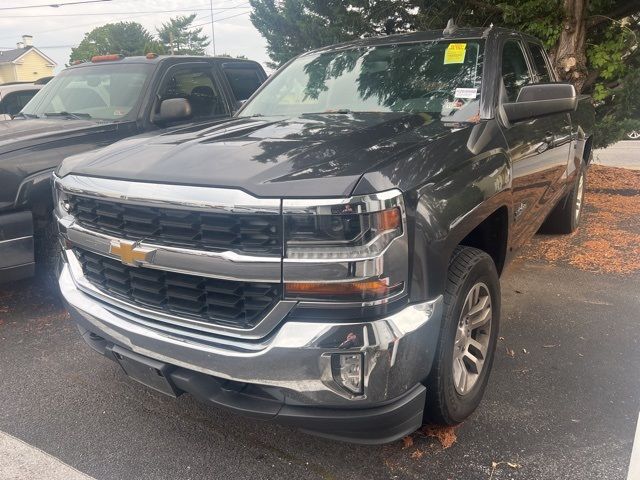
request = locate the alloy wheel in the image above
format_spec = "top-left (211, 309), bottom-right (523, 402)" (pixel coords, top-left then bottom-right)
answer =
top-left (575, 172), bottom-right (584, 223)
top-left (452, 282), bottom-right (492, 395)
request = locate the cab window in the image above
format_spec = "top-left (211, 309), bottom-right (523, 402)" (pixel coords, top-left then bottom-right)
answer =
top-left (528, 43), bottom-right (553, 83)
top-left (157, 67), bottom-right (227, 119)
top-left (222, 65), bottom-right (264, 101)
top-left (501, 41), bottom-right (532, 102)
top-left (1, 90), bottom-right (38, 116)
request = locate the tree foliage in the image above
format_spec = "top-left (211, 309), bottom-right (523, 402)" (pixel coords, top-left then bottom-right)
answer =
top-left (70, 22), bottom-right (164, 63)
top-left (249, 0), bottom-right (640, 147)
top-left (157, 14), bottom-right (210, 55)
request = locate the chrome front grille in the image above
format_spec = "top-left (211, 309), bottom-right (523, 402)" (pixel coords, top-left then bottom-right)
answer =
top-left (67, 194), bottom-right (281, 256)
top-left (76, 248), bottom-right (281, 329)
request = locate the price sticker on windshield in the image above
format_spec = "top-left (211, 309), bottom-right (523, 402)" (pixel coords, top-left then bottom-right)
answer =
top-left (444, 43), bottom-right (467, 64)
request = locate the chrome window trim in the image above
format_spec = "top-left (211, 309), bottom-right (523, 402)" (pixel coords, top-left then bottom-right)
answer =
top-left (54, 174), bottom-right (281, 214)
top-left (64, 248), bottom-right (296, 340)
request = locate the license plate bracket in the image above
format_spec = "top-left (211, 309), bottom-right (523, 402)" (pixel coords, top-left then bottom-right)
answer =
top-left (110, 345), bottom-right (179, 397)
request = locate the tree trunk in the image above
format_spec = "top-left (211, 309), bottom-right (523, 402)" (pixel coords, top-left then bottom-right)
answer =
top-left (552, 0), bottom-right (589, 92)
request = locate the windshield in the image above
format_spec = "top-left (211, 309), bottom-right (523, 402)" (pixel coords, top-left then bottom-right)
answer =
top-left (240, 40), bottom-right (483, 121)
top-left (22, 63), bottom-right (152, 121)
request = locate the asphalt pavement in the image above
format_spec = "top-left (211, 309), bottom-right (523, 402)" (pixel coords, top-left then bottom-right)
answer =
top-left (0, 253), bottom-right (638, 480)
top-left (594, 140), bottom-right (640, 170)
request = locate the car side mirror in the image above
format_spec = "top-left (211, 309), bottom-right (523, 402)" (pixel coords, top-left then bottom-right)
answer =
top-left (503, 83), bottom-right (577, 124)
top-left (155, 98), bottom-right (192, 124)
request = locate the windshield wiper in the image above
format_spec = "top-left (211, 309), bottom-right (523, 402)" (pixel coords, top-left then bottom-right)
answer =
top-left (12, 112), bottom-right (39, 119)
top-left (44, 111), bottom-right (92, 120)
top-left (322, 109), bottom-right (352, 114)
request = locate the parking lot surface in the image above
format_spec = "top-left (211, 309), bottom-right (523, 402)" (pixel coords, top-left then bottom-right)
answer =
top-left (1, 164), bottom-right (639, 480)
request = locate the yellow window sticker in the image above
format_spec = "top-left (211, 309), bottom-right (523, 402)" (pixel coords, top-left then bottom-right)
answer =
top-left (444, 43), bottom-right (467, 64)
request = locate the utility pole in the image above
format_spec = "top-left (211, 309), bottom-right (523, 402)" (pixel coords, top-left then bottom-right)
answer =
top-left (209, 0), bottom-right (216, 56)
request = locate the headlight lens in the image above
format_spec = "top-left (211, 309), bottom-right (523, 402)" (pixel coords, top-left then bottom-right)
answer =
top-left (285, 205), bottom-right (403, 260)
top-left (282, 190), bottom-right (407, 303)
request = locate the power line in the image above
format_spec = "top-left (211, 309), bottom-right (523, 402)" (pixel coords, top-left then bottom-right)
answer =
top-left (0, 0), bottom-right (111, 11)
top-left (0, 6), bottom-right (249, 18)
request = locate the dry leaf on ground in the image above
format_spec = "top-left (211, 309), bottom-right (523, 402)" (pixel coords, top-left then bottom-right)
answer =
top-left (421, 425), bottom-right (458, 449)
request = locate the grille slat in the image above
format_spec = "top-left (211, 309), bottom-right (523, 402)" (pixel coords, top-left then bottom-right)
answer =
top-left (68, 195), bottom-right (281, 255)
top-left (76, 249), bottom-right (281, 330)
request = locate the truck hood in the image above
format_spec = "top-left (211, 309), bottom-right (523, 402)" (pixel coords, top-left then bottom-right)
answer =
top-left (61, 113), bottom-right (452, 198)
top-left (0, 118), bottom-right (117, 156)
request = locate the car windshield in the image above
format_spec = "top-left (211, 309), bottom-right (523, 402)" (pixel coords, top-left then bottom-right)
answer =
top-left (240, 40), bottom-right (483, 121)
top-left (21, 63), bottom-right (152, 121)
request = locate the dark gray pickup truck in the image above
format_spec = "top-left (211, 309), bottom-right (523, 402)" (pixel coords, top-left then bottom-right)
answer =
top-left (54, 26), bottom-right (594, 444)
top-left (0, 54), bottom-right (266, 282)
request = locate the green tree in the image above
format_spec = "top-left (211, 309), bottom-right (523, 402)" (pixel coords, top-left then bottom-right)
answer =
top-left (157, 14), bottom-right (210, 55)
top-left (249, 0), bottom-right (640, 147)
top-left (70, 22), bottom-right (164, 63)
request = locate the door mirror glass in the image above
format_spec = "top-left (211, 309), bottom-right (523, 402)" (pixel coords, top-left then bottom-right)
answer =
top-left (503, 83), bottom-right (577, 123)
top-left (156, 98), bottom-right (192, 123)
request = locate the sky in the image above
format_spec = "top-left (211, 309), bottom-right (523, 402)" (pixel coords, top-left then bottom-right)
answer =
top-left (0, 0), bottom-right (270, 72)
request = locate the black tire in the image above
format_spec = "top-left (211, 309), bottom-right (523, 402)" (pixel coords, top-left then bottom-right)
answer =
top-left (34, 217), bottom-right (62, 291)
top-left (540, 167), bottom-right (586, 234)
top-left (424, 246), bottom-right (500, 425)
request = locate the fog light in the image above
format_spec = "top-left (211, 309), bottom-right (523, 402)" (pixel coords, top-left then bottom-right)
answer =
top-left (332, 353), bottom-right (363, 395)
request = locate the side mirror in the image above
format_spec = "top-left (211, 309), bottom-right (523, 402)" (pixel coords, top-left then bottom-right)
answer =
top-left (155, 98), bottom-right (192, 124)
top-left (503, 83), bottom-right (577, 124)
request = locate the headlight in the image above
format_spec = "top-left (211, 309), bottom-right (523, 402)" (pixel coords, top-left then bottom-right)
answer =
top-left (282, 190), bottom-right (408, 304)
top-left (52, 177), bottom-right (71, 218)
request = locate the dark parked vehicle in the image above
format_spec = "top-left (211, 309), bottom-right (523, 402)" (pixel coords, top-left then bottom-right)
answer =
top-left (54, 26), bottom-right (594, 443)
top-left (0, 54), bottom-right (266, 282)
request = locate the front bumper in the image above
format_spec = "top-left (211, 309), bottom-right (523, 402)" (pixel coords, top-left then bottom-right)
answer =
top-left (59, 257), bottom-right (444, 443)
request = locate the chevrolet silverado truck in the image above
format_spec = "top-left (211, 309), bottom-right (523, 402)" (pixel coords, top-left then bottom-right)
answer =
top-left (0, 54), bottom-right (266, 282)
top-left (54, 26), bottom-right (594, 443)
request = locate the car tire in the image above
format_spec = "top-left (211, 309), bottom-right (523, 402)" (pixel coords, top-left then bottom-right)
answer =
top-left (540, 167), bottom-right (586, 234)
top-left (424, 246), bottom-right (500, 425)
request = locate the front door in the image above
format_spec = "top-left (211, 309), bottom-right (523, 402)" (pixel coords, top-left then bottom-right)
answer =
top-left (498, 38), bottom-right (573, 249)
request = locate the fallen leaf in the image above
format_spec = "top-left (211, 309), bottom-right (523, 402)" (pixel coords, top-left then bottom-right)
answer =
top-left (402, 435), bottom-right (414, 449)
top-left (499, 336), bottom-right (505, 341)
top-left (543, 344), bottom-right (559, 348)
top-left (506, 347), bottom-right (515, 358)
top-left (410, 449), bottom-right (425, 460)
top-left (422, 425), bottom-right (457, 449)
top-left (522, 348), bottom-right (528, 354)
top-left (507, 462), bottom-right (522, 469)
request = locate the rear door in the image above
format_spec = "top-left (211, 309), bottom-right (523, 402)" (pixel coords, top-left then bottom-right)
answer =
top-left (498, 38), bottom-right (572, 249)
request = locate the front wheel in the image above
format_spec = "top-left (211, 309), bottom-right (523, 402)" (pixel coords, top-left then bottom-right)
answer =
top-left (424, 246), bottom-right (500, 425)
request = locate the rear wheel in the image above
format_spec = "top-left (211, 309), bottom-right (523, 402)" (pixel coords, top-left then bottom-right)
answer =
top-left (540, 167), bottom-right (586, 234)
top-left (424, 246), bottom-right (500, 425)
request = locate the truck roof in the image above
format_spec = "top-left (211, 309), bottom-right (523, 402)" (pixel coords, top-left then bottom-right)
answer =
top-left (307, 26), bottom-right (543, 55)
top-left (67, 55), bottom-right (262, 70)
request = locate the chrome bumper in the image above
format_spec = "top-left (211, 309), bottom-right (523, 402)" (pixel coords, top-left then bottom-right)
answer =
top-left (60, 258), bottom-right (443, 407)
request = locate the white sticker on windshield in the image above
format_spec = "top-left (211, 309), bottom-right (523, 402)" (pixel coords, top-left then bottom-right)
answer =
top-left (454, 88), bottom-right (478, 99)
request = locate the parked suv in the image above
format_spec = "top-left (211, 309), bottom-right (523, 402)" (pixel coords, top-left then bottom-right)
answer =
top-left (55, 26), bottom-right (594, 443)
top-left (0, 54), bottom-right (266, 283)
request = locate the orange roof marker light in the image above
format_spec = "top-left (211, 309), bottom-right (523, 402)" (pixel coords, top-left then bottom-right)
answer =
top-left (91, 54), bottom-right (123, 63)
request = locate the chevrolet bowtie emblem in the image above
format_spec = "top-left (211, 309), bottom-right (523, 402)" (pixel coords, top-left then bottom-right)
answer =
top-left (109, 240), bottom-right (156, 266)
